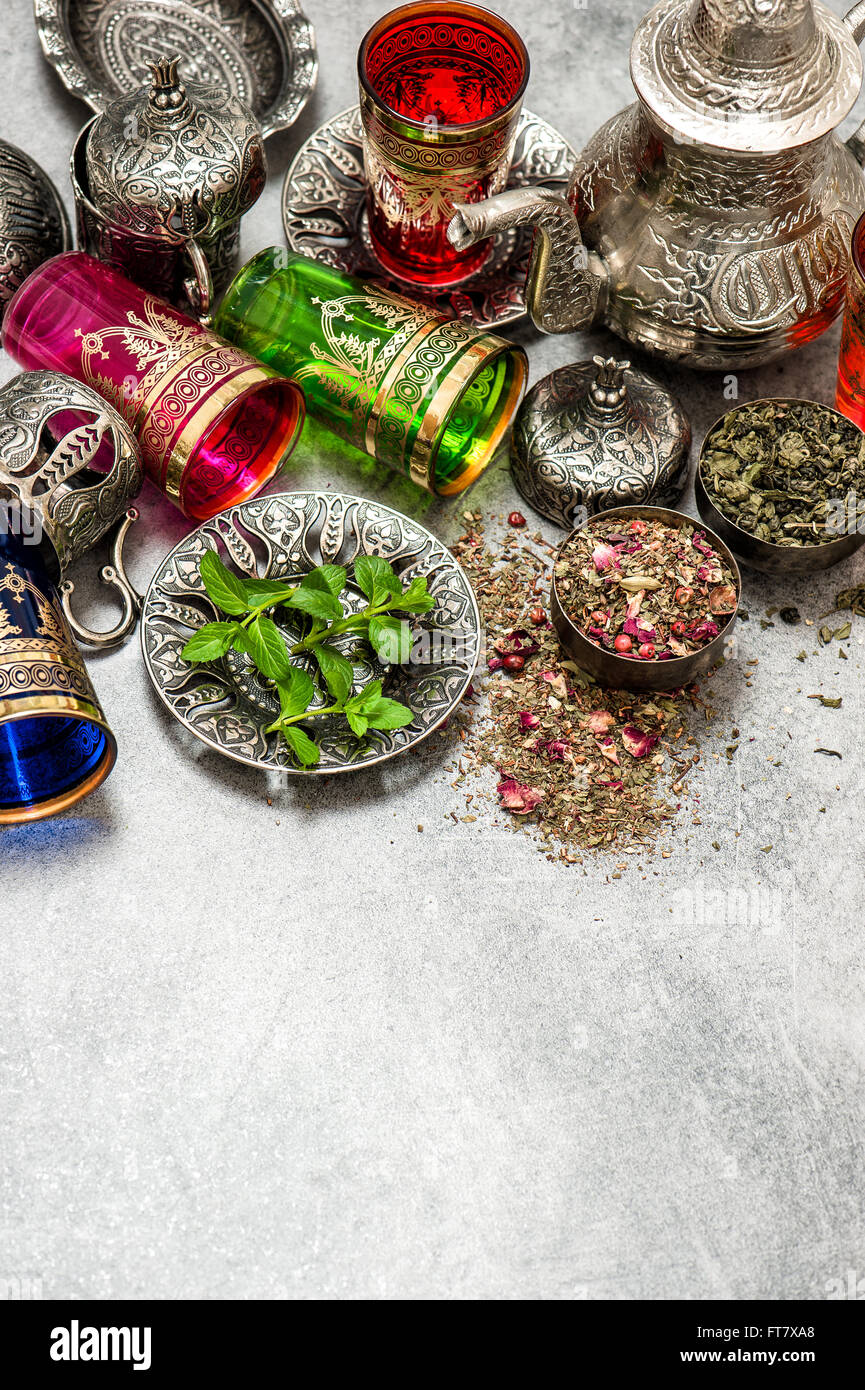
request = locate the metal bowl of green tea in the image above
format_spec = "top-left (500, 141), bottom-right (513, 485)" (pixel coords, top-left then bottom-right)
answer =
top-left (550, 506), bottom-right (740, 692)
top-left (696, 398), bottom-right (865, 574)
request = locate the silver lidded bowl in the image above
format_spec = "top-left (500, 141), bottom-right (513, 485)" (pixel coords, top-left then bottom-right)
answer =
top-left (695, 397), bottom-right (865, 574)
top-left (511, 355), bottom-right (691, 528)
top-left (81, 54), bottom-right (266, 310)
top-left (0, 139), bottom-right (70, 322)
top-left (550, 505), bottom-right (741, 693)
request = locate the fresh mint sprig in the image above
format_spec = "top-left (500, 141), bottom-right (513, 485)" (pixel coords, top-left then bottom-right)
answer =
top-left (180, 549), bottom-right (434, 766)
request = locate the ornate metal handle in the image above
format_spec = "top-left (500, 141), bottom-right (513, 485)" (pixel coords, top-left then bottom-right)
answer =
top-left (183, 238), bottom-right (214, 324)
top-left (845, 4), bottom-right (865, 164)
top-left (60, 507), bottom-right (142, 649)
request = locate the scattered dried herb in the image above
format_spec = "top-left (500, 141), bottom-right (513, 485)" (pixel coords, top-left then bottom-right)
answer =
top-left (835, 584), bottom-right (865, 616)
top-left (448, 518), bottom-right (711, 861)
top-left (815, 748), bottom-right (842, 759)
top-left (808, 694), bottom-right (842, 708)
top-left (701, 399), bottom-right (865, 544)
top-left (554, 515), bottom-right (737, 661)
top-left (779, 606), bottom-right (801, 625)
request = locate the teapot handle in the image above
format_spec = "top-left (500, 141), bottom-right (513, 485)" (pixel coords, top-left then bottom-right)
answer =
top-left (845, 4), bottom-right (865, 163)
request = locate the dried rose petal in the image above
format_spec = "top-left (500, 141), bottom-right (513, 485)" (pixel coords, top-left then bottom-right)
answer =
top-left (583, 710), bottom-right (615, 733)
top-left (691, 532), bottom-right (713, 557)
top-left (689, 619), bottom-right (720, 644)
top-left (518, 711), bottom-right (540, 730)
top-left (488, 656), bottom-right (504, 670)
top-left (545, 740), bottom-right (570, 761)
top-left (625, 592), bottom-right (644, 619)
top-left (592, 543), bottom-right (617, 573)
top-left (597, 737), bottom-right (620, 765)
top-left (541, 671), bottom-right (568, 699)
top-left (622, 725), bottom-right (660, 758)
top-left (497, 777), bottom-right (544, 815)
top-left (596, 778), bottom-right (624, 791)
top-left (709, 584), bottom-right (738, 615)
top-left (494, 628), bottom-right (540, 657)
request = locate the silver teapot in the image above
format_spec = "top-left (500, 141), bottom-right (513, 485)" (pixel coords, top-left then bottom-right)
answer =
top-left (449, 0), bottom-right (865, 369)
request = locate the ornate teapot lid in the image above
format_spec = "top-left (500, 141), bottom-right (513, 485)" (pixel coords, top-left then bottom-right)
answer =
top-left (85, 55), bottom-right (266, 239)
top-left (630, 0), bottom-right (862, 153)
top-left (510, 356), bottom-right (691, 530)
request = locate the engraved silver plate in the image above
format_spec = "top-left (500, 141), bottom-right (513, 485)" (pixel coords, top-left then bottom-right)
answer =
top-left (0, 138), bottom-right (70, 321)
top-left (282, 105), bottom-right (576, 330)
top-left (33, 0), bottom-right (317, 138)
top-left (141, 491), bottom-right (481, 775)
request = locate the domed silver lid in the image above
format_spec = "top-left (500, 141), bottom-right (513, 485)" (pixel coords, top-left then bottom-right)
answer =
top-left (511, 356), bottom-right (691, 529)
top-left (630, 0), bottom-right (862, 153)
top-left (85, 55), bottom-right (266, 240)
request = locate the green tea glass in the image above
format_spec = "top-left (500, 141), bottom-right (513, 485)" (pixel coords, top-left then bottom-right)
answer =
top-left (214, 247), bottom-right (526, 494)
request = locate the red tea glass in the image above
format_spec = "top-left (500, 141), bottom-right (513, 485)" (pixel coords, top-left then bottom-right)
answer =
top-left (836, 212), bottom-right (865, 430)
top-left (2, 253), bottom-right (304, 522)
top-left (358, 1), bottom-right (529, 287)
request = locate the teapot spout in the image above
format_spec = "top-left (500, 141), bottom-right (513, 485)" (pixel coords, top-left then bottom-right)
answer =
top-left (447, 187), bottom-right (605, 334)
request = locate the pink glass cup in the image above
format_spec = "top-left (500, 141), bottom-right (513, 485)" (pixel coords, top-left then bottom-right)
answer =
top-left (2, 253), bottom-right (304, 522)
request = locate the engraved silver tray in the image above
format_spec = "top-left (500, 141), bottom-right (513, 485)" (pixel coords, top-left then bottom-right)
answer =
top-left (141, 491), bottom-right (481, 775)
top-left (34, 0), bottom-right (317, 138)
top-left (282, 105), bottom-right (577, 329)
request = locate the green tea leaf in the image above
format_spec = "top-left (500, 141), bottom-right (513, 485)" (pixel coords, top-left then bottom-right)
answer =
top-left (346, 711), bottom-right (369, 739)
top-left (355, 555), bottom-right (401, 606)
top-left (276, 666), bottom-right (315, 718)
top-left (247, 615), bottom-right (292, 681)
top-left (302, 564), bottom-right (347, 598)
top-left (363, 697), bottom-right (414, 731)
top-left (199, 549), bottom-right (250, 615)
top-left (281, 724), bottom-right (320, 767)
top-left (314, 643), bottom-right (354, 704)
top-left (181, 622), bottom-right (239, 663)
top-left (369, 615), bottom-right (412, 663)
top-left (287, 586), bottom-right (343, 621)
top-left (242, 577), bottom-right (298, 608)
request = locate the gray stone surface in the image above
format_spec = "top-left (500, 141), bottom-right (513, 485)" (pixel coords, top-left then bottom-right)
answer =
top-left (1, 0), bottom-right (864, 1301)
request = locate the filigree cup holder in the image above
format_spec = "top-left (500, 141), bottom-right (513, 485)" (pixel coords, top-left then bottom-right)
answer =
top-left (2, 253), bottom-right (305, 522)
top-left (0, 371), bottom-right (144, 648)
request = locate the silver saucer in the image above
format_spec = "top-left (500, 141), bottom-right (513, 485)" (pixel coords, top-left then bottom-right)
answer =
top-left (282, 105), bottom-right (577, 330)
top-left (34, 0), bottom-right (317, 138)
top-left (141, 491), bottom-right (481, 775)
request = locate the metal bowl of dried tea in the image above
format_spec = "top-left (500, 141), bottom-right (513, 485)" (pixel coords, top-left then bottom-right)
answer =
top-left (696, 398), bottom-right (865, 573)
top-left (551, 506), bottom-right (741, 692)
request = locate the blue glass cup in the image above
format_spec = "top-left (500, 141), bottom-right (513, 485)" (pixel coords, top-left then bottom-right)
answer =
top-left (0, 527), bottom-right (116, 823)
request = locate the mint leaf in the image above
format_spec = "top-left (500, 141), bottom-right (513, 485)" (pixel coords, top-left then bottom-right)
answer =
top-left (354, 555), bottom-right (401, 606)
top-left (181, 621), bottom-right (239, 663)
top-left (314, 643), bottom-right (354, 704)
top-left (231, 626), bottom-right (254, 656)
top-left (287, 586), bottom-right (343, 622)
top-left (247, 615), bottom-right (292, 681)
top-left (199, 549), bottom-right (249, 616)
top-left (345, 679), bottom-right (382, 712)
top-left (346, 711), bottom-right (369, 739)
top-left (302, 564), bottom-right (347, 598)
top-left (281, 724), bottom-right (320, 767)
top-left (276, 665), bottom-right (315, 718)
top-left (363, 697), bottom-right (414, 731)
top-left (369, 615), bottom-right (412, 664)
top-left (393, 576), bottom-right (435, 614)
top-left (243, 577), bottom-right (298, 608)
